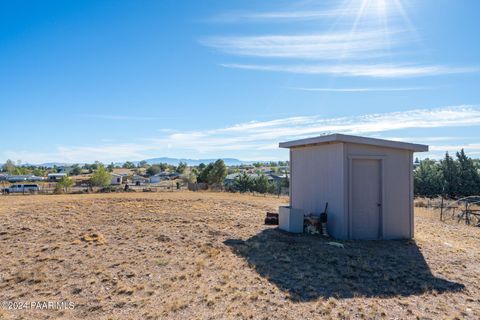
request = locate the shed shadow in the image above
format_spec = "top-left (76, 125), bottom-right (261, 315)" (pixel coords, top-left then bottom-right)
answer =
top-left (224, 228), bottom-right (464, 302)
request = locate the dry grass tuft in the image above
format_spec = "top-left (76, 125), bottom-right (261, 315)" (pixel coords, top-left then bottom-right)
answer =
top-left (80, 233), bottom-right (107, 245)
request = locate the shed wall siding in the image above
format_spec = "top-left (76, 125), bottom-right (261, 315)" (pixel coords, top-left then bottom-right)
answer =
top-left (345, 143), bottom-right (412, 239)
top-left (291, 143), bottom-right (346, 238)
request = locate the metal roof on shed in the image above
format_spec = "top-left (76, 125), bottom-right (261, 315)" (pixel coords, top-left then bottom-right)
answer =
top-left (279, 134), bottom-right (428, 152)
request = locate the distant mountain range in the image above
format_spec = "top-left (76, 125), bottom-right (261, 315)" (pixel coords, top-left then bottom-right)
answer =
top-left (141, 157), bottom-right (251, 166)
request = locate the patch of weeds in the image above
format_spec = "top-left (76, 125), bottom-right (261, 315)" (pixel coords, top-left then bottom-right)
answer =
top-left (157, 259), bottom-right (169, 267)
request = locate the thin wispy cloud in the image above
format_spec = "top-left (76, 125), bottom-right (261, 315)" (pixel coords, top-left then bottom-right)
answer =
top-left (221, 63), bottom-right (478, 78)
top-left (4, 105), bottom-right (479, 163)
top-left (287, 86), bottom-right (432, 92)
top-left (429, 144), bottom-right (480, 152)
top-left (209, 1), bottom-right (405, 23)
top-left (79, 114), bottom-right (178, 121)
top-left (201, 1), bottom-right (478, 79)
top-left (211, 8), bottom-right (357, 23)
top-left (202, 30), bottom-right (405, 60)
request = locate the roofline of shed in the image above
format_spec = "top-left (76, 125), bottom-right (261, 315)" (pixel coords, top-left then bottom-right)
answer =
top-left (279, 134), bottom-right (429, 152)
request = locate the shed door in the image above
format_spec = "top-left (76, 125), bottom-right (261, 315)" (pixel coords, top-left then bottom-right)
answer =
top-left (351, 159), bottom-right (382, 240)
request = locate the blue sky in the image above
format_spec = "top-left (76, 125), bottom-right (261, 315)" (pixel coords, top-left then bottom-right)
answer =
top-left (1, 0), bottom-right (479, 164)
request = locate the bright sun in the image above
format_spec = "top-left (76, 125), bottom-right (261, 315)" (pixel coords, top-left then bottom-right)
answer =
top-left (348, 0), bottom-right (412, 36)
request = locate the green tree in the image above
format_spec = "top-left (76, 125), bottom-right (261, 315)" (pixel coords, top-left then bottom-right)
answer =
top-left (456, 149), bottom-right (480, 196)
top-left (70, 164), bottom-right (82, 176)
top-left (82, 163), bottom-right (93, 173)
top-left (414, 159), bottom-right (443, 197)
top-left (253, 174), bottom-right (271, 193)
top-left (207, 159), bottom-right (227, 185)
top-left (146, 165), bottom-right (161, 176)
top-left (32, 167), bottom-right (46, 177)
top-left (89, 166), bottom-right (111, 188)
top-left (57, 176), bottom-right (74, 193)
top-left (122, 161), bottom-right (135, 169)
top-left (107, 162), bottom-right (115, 172)
top-left (440, 152), bottom-right (460, 197)
top-left (12, 166), bottom-right (30, 175)
top-left (176, 161), bottom-right (187, 174)
top-left (185, 171), bottom-right (197, 184)
top-left (137, 160), bottom-right (148, 168)
top-left (197, 163), bottom-right (212, 183)
top-left (233, 172), bottom-right (254, 192)
top-left (2, 159), bottom-right (16, 173)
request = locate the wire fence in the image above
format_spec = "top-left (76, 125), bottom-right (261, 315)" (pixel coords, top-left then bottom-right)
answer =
top-left (415, 196), bottom-right (480, 226)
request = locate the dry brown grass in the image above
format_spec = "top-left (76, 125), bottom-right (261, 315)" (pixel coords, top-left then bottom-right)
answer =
top-left (0, 192), bottom-right (479, 319)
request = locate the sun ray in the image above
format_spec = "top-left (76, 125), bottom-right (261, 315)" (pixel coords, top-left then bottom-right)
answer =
top-left (392, 0), bottom-right (427, 54)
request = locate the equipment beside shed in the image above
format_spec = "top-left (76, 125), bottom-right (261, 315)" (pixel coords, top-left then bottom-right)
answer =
top-left (278, 206), bottom-right (304, 233)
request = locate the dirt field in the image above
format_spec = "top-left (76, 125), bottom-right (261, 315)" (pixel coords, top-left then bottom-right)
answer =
top-left (0, 192), bottom-right (479, 319)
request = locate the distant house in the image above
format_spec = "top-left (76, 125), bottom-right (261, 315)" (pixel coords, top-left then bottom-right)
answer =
top-left (110, 173), bottom-right (123, 185)
top-left (47, 173), bottom-right (67, 181)
top-left (8, 174), bottom-right (45, 182)
top-left (57, 166), bottom-right (73, 174)
top-left (268, 173), bottom-right (287, 184)
top-left (132, 175), bottom-right (149, 186)
top-left (150, 172), bottom-right (180, 183)
top-left (224, 172), bottom-right (262, 187)
top-left (149, 173), bottom-right (168, 183)
top-left (224, 173), bottom-right (241, 187)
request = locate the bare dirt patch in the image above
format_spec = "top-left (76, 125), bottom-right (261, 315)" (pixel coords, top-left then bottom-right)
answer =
top-left (0, 192), bottom-right (479, 319)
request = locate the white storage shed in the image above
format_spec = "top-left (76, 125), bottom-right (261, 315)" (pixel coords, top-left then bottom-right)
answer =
top-left (279, 134), bottom-right (428, 240)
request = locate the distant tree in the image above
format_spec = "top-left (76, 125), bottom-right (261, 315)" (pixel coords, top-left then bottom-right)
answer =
top-left (197, 163), bottom-right (212, 183)
top-left (2, 159), bottom-right (16, 173)
top-left (414, 159), bottom-right (444, 197)
top-left (278, 161), bottom-right (287, 167)
top-left (456, 149), bottom-right (480, 196)
top-left (176, 161), bottom-right (187, 174)
top-left (70, 164), bottom-right (82, 176)
top-left (57, 176), bottom-right (74, 193)
top-left (233, 172), bottom-right (254, 193)
top-left (146, 165), bottom-right (161, 176)
top-left (32, 167), bottom-right (47, 177)
top-left (158, 163), bottom-right (170, 171)
top-left (441, 152), bottom-right (460, 197)
top-left (185, 171), bottom-right (197, 184)
top-left (282, 173), bottom-right (290, 189)
top-left (190, 167), bottom-right (199, 177)
top-left (107, 162), bottom-right (115, 172)
top-left (82, 163), bottom-right (92, 173)
top-left (11, 165), bottom-right (31, 175)
top-left (89, 166), bottom-right (111, 188)
top-left (122, 161), bottom-right (135, 169)
top-left (207, 159), bottom-right (227, 185)
top-left (253, 174), bottom-right (271, 193)
top-left (137, 160), bottom-right (148, 168)
top-left (93, 161), bottom-right (102, 170)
